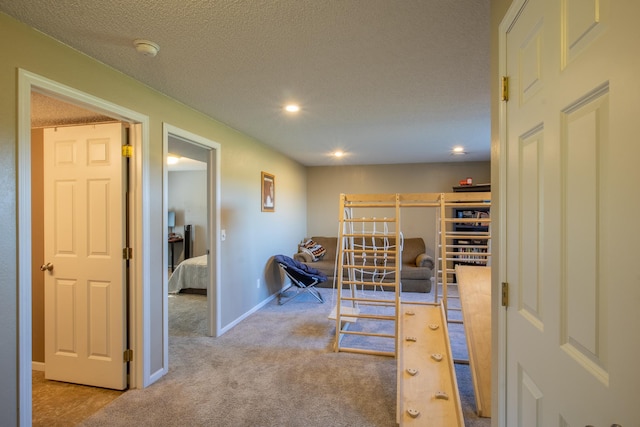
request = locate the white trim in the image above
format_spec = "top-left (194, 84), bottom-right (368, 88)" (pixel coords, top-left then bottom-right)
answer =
top-left (148, 366), bottom-right (166, 386)
top-left (497, 1), bottom-right (527, 425)
top-left (17, 69), bottom-right (34, 427)
top-left (17, 69), bottom-right (151, 424)
top-left (162, 126), bottom-right (171, 379)
top-left (128, 123), bottom-right (152, 389)
top-left (162, 123), bottom-right (223, 375)
top-left (31, 362), bottom-right (45, 372)
top-left (219, 294), bottom-right (277, 335)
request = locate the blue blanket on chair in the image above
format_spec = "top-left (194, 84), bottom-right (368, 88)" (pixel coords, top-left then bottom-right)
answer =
top-left (274, 254), bottom-right (327, 283)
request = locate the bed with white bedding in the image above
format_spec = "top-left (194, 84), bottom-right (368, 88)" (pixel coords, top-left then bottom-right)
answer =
top-left (168, 254), bottom-right (208, 293)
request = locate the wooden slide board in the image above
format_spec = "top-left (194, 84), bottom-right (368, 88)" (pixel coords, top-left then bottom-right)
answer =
top-left (397, 302), bottom-right (463, 426)
top-left (455, 265), bottom-right (491, 417)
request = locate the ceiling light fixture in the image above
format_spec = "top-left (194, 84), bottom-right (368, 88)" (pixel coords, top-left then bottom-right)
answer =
top-left (452, 146), bottom-right (467, 155)
top-left (167, 155), bottom-right (179, 165)
top-left (284, 104), bottom-right (300, 113)
top-left (333, 150), bottom-right (344, 158)
top-left (134, 39), bottom-right (160, 57)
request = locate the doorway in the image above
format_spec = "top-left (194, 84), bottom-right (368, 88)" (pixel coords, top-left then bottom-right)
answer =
top-left (17, 70), bottom-right (151, 425)
top-left (32, 117), bottom-right (129, 423)
top-left (162, 124), bottom-right (221, 358)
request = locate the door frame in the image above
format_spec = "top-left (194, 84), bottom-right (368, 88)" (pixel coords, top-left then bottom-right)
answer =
top-left (162, 124), bottom-right (221, 345)
top-left (495, 1), bottom-right (522, 425)
top-left (496, 0), bottom-right (547, 425)
top-left (17, 69), bottom-right (151, 425)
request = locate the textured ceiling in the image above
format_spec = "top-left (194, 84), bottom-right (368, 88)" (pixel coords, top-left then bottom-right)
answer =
top-left (30, 92), bottom-right (114, 128)
top-left (2, 0), bottom-right (491, 166)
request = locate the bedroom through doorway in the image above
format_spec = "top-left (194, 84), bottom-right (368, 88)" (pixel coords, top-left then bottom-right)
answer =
top-left (163, 124), bottom-right (221, 348)
top-left (167, 140), bottom-right (208, 335)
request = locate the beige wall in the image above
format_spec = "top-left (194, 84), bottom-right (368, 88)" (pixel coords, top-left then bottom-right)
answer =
top-left (31, 128), bottom-right (45, 363)
top-left (168, 170), bottom-right (208, 262)
top-left (0, 11), bottom-right (307, 419)
top-left (0, 16), bottom-right (18, 418)
top-left (306, 161), bottom-right (490, 258)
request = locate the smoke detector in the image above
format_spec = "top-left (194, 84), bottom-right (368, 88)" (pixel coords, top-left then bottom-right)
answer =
top-left (133, 39), bottom-right (160, 57)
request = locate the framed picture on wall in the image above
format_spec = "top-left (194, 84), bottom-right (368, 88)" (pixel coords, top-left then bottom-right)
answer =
top-left (261, 171), bottom-right (275, 212)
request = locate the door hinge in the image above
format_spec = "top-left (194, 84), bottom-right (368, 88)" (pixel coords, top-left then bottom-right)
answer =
top-left (123, 349), bottom-right (133, 362)
top-left (501, 76), bottom-right (509, 102)
top-left (123, 247), bottom-right (133, 260)
top-left (122, 144), bottom-right (133, 158)
top-left (501, 282), bottom-right (509, 307)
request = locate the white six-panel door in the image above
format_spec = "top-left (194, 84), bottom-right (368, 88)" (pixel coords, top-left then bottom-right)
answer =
top-left (43, 123), bottom-right (127, 390)
top-left (503, 0), bottom-right (640, 425)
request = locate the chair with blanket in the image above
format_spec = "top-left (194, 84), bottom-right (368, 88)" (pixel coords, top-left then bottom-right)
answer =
top-left (274, 254), bottom-right (326, 305)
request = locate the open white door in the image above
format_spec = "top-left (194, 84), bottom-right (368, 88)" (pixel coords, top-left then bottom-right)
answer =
top-left (502, 0), bottom-right (639, 425)
top-left (43, 122), bottom-right (127, 390)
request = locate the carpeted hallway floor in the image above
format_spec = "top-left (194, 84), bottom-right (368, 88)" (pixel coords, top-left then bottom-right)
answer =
top-left (32, 370), bottom-right (123, 427)
top-left (34, 285), bottom-right (491, 426)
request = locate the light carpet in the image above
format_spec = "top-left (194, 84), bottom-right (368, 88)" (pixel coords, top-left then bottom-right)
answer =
top-left (81, 286), bottom-right (490, 427)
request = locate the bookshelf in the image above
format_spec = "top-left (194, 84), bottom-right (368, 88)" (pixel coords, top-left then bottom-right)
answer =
top-left (451, 185), bottom-right (490, 268)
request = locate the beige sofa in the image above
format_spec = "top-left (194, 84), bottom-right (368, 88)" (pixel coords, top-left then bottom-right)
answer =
top-left (293, 236), bottom-right (434, 293)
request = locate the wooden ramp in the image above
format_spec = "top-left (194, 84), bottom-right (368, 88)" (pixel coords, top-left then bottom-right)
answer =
top-left (455, 265), bottom-right (492, 417)
top-left (397, 302), bottom-right (463, 426)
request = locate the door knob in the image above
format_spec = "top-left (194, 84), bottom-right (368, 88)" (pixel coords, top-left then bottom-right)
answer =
top-left (40, 262), bottom-right (53, 272)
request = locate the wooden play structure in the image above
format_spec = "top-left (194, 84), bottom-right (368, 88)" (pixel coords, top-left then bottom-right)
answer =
top-left (455, 264), bottom-right (492, 418)
top-left (434, 191), bottom-right (491, 321)
top-left (330, 192), bottom-right (491, 424)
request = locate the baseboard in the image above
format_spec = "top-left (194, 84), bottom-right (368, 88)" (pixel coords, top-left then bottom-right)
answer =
top-left (32, 361), bottom-right (45, 371)
top-left (148, 366), bottom-right (167, 386)
top-left (219, 293), bottom-right (277, 335)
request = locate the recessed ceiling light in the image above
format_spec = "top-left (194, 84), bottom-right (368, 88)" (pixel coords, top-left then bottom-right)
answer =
top-left (167, 155), bottom-right (179, 165)
top-left (333, 150), bottom-right (344, 158)
top-left (452, 146), bottom-right (467, 155)
top-left (284, 104), bottom-right (300, 113)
